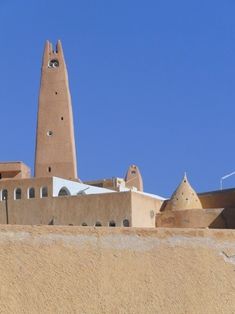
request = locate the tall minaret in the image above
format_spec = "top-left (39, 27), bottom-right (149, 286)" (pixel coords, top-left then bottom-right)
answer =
top-left (34, 40), bottom-right (77, 179)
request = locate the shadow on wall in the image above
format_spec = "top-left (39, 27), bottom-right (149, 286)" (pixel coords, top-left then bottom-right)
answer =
top-left (209, 208), bottom-right (235, 229)
top-left (155, 207), bottom-right (235, 229)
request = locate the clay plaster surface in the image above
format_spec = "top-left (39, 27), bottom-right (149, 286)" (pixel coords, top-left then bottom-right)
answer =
top-left (0, 226), bottom-right (234, 313)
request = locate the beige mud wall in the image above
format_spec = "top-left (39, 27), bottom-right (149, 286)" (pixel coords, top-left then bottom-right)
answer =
top-left (0, 189), bottom-right (162, 227)
top-left (0, 226), bottom-right (235, 314)
top-left (131, 192), bottom-right (163, 227)
top-left (156, 208), bottom-right (235, 229)
top-left (155, 208), bottom-right (225, 228)
top-left (0, 190), bottom-right (132, 226)
top-left (199, 189), bottom-right (235, 208)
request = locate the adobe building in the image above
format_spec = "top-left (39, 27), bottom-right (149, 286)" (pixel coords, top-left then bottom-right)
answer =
top-left (0, 40), bottom-right (163, 227)
top-left (0, 40), bottom-right (234, 228)
top-left (156, 174), bottom-right (235, 228)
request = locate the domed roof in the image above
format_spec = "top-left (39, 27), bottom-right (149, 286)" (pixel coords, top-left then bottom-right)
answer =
top-left (165, 174), bottom-right (202, 211)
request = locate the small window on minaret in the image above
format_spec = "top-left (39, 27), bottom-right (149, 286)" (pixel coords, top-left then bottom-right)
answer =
top-left (48, 59), bottom-right (59, 68)
top-left (48, 167), bottom-right (51, 173)
top-left (47, 131), bottom-right (53, 136)
top-left (61, 117), bottom-right (64, 120)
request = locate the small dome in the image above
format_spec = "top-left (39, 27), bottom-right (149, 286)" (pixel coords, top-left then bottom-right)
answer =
top-left (165, 174), bottom-right (202, 211)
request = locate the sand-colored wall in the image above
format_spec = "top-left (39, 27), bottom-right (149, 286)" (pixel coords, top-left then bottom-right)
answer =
top-left (0, 225), bottom-right (235, 314)
top-left (0, 177), bottom-right (53, 201)
top-left (156, 208), bottom-right (235, 229)
top-left (0, 181), bottom-right (162, 227)
top-left (198, 188), bottom-right (235, 208)
top-left (131, 192), bottom-right (163, 227)
top-left (0, 191), bottom-right (132, 226)
top-left (155, 208), bottom-right (225, 228)
top-left (0, 162), bottom-right (30, 179)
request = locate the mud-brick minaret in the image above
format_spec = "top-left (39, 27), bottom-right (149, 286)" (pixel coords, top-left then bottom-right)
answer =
top-left (35, 40), bottom-right (77, 179)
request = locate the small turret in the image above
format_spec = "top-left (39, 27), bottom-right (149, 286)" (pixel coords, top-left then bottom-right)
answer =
top-left (125, 165), bottom-right (143, 191)
top-left (164, 173), bottom-right (202, 211)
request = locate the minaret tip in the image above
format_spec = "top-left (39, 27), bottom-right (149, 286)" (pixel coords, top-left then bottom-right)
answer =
top-left (42, 40), bottom-right (52, 66)
top-left (56, 40), bottom-right (64, 55)
top-left (44, 40), bottom-right (51, 54)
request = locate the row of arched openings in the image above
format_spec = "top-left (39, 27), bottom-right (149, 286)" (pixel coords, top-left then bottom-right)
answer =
top-left (0, 187), bottom-right (48, 200)
top-left (80, 219), bottom-right (130, 227)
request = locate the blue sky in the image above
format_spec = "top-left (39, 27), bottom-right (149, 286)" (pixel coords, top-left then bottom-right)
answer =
top-left (0, 0), bottom-right (235, 197)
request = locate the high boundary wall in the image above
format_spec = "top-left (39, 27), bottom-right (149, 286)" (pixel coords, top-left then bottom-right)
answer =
top-left (0, 225), bottom-right (235, 313)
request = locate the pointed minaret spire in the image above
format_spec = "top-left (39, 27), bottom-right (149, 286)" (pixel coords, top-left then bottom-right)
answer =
top-left (56, 40), bottom-right (64, 56)
top-left (35, 40), bottom-right (78, 180)
top-left (42, 40), bottom-right (51, 67)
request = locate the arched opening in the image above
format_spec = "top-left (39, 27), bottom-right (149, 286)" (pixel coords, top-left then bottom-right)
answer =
top-left (109, 220), bottom-right (116, 227)
top-left (14, 188), bottom-right (21, 200)
top-left (123, 219), bottom-right (130, 227)
top-left (28, 187), bottom-right (35, 199)
top-left (48, 218), bottom-right (54, 225)
top-left (58, 187), bottom-right (70, 196)
top-left (81, 222), bottom-right (88, 226)
top-left (95, 222), bottom-right (102, 227)
top-left (41, 187), bottom-right (48, 198)
top-left (2, 189), bottom-right (8, 200)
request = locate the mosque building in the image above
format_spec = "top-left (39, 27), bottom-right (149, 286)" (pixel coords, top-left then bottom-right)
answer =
top-left (0, 40), bottom-right (234, 228)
